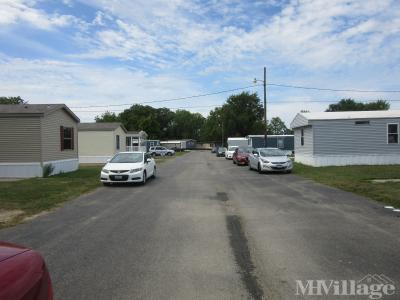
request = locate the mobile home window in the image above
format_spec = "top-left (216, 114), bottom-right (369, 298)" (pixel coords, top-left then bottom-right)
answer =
top-left (355, 120), bottom-right (370, 125)
top-left (116, 135), bottom-right (120, 150)
top-left (301, 129), bottom-right (304, 146)
top-left (60, 126), bottom-right (74, 150)
top-left (387, 124), bottom-right (399, 144)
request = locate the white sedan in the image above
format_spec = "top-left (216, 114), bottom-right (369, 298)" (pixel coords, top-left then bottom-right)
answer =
top-left (248, 148), bottom-right (293, 173)
top-left (225, 146), bottom-right (238, 159)
top-left (100, 152), bottom-right (156, 185)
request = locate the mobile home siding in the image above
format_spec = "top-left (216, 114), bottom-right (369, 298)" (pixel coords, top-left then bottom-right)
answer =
top-left (0, 117), bottom-right (41, 162)
top-left (78, 131), bottom-right (115, 156)
top-left (113, 126), bottom-right (126, 152)
top-left (41, 109), bottom-right (78, 161)
top-left (313, 118), bottom-right (400, 155)
top-left (294, 126), bottom-right (313, 155)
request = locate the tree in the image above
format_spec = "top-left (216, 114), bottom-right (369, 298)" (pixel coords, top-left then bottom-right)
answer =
top-left (267, 117), bottom-right (292, 135)
top-left (326, 99), bottom-right (390, 112)
top-left (200, 92), bottom-right (266, 143)
top-left (170, 110), bottom-right (205, 140)
top-left (0, 96), bottom-right (26, 104)
top-left (119, 105), bottom-right (162, 139)
top-left (95, 111), bottom-right (119, 122)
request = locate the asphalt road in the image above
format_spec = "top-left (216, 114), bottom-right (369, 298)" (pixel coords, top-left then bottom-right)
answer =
top-left (1, 151), bottom-right (399, 299)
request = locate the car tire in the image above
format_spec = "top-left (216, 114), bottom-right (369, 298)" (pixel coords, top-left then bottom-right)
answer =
top-left (142, 171), bottom-right (147, 185)
top-left (286, 170), bottom-right (292, 174)
top-left (258, 163), bottom-right (263, 174)
top-left (152, 167), bottom-right (157, 178)
top-left (233, 160), bottom-right (236, 164)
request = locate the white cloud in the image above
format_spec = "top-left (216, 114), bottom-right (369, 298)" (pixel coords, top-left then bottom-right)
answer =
top-left (0, 56), bottom-right (223, 121)
top-left (0, 0), bottom-right (85, 30)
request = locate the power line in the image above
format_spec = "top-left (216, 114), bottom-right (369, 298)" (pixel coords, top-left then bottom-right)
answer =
top-left (74, 104), bottom-right (221, 113)
top-left (72, 99), bottom-right (400, 113)
top-left (70, 84), bottom-right (260, 109)
top-left (267, 83), bottom-right (400, 93)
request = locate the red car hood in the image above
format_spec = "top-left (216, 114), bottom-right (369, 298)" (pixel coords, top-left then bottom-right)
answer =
top-left (0, 242), bottom-right (29, 263)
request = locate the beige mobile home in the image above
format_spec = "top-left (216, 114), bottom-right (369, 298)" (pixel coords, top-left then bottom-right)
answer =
top-left (0, 104), bottom-right (79, 178)
top-left (78, 122), bottom-right (127, 163)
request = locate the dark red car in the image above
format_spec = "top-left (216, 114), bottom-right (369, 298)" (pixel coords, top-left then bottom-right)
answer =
top-left (232, 147), bottom-right (252, 166)
top-left (0, 241), bottom-right (53, 300)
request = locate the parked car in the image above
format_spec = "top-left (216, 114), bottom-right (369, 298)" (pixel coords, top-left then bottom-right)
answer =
top-left (248, 148), bottom-right (293, 173)
top-left (0, 241), bottom-right (53, 300)
top-left (233, 146), bottom-right (252, 165)
top-left (225, 146), bottom-right (238, 159)
top-left (216, 147), bottom-right (227, 157)
top-left (101, 152), bottom-right (156, 185)
top-left (149, 146), bottom-right (175, 156)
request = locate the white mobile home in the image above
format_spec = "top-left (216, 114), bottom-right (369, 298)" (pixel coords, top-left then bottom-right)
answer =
top-left (0, 104), bottom-right (79, 177)
top-left (290, 110), bottom-right (400, 166)
top-left (78, 123), bottom-right (127, 163)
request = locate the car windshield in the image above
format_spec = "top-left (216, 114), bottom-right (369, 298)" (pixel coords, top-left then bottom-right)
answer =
top-left (219, 147), bottom-right (227, 151)
top-left (238, 147), bottom-right (251, 153)
top-left (228, 146), bottom-right (238, 151)
top-left (259, 148), bottom-right (287, 157)
top-left (110, 153), bottom-right (143, 163)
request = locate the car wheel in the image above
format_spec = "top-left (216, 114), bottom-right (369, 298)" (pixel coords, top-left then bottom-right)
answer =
top-left (153, 167), bottom-right (157, 178)
top-left (142, 171), bottom-right (147, 185)
top-left (233, 160), bottom-right (236, 164)
top-left (258, 163), bottom-right (263, 174)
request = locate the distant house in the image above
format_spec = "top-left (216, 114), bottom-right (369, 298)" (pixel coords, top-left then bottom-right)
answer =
top-left (146, 140), bottom-right (160, 151)
top-left (246, 135), bottom-right (294, 152)
top-left (160, 139), bottom-right (196, 151)
top-left (126, 131), bottom-right (148, 152)
top-left (0, 104), bottom-right (79, 178)
top-left (78, 122), bottom-right (127, 163)
top-left (290, 110), bottom-right (400, 166)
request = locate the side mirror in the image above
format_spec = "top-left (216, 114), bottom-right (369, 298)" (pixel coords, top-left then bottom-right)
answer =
top-left (146, 158), bottom-right (151, 163)
top-left (253, 153), bottom-right (258, 157)
top-left (106, 158), bottom-right (111, 163)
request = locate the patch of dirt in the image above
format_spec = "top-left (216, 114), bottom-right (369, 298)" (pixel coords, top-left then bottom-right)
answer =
top-left (0, 209), bottom-right (24, 224)
top-left (371, 179), bottom-right (400, 183)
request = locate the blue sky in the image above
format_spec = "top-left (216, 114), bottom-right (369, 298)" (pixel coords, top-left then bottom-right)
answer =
top-left (0, 0), bottom-right (399, 123)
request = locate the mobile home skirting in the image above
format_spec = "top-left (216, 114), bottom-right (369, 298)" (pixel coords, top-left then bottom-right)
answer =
top-left (0, 158), bottom-right (79, 178)
top-left (295, 154), bottom-right (400, 167)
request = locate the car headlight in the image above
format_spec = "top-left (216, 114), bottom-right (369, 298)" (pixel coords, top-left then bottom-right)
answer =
top-left (130, 168), bottom-right (143, 173)
top-left (102, 168), bottom-right (109, 174)
top-left (260, 158), bottom-right (270, 163)
top-left (287, 159), bottom-right (292, 164)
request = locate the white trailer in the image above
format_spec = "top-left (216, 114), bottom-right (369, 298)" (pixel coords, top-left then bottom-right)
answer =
top-left (227, 137), bottom-right (248, 148)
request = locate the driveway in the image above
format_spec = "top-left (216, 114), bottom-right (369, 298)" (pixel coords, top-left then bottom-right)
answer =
top-left (0, 151), bottom-right (399, 299)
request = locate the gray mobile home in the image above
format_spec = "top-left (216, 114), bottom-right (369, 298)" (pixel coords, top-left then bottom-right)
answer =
top-left (290, 110), bottom-right (400, 166)
top-left (0, 104), bottom-right (79, 177)
top-left (246, 135), bottom-right (294, 152)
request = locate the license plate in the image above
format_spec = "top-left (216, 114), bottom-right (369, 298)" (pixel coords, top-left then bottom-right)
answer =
top-left (275, 165), bottom-right (283, 168)
top-left (114, 175), bottom-right (122, 179)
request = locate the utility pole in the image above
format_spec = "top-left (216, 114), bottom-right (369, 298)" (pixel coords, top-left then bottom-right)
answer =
top-left (263, 67), bottom-right (267, 148)
top-left (254, 67), bottom-right (268, 147)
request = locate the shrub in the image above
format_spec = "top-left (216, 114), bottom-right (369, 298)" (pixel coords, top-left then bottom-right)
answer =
top-left (43, 164), bottom-right (55, 178)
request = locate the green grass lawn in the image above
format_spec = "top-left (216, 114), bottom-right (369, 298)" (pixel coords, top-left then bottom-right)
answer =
top-left (0, 165), bottom-right (102, 228)
top-left (293, 163), bottom-right (400, 207)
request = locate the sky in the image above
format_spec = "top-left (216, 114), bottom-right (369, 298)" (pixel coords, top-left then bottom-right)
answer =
top-left (0, 0), bottom-right (400, 124)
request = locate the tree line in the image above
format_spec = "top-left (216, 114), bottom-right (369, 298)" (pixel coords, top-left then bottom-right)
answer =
top-left (0, 95), bottom-right (390, 142)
